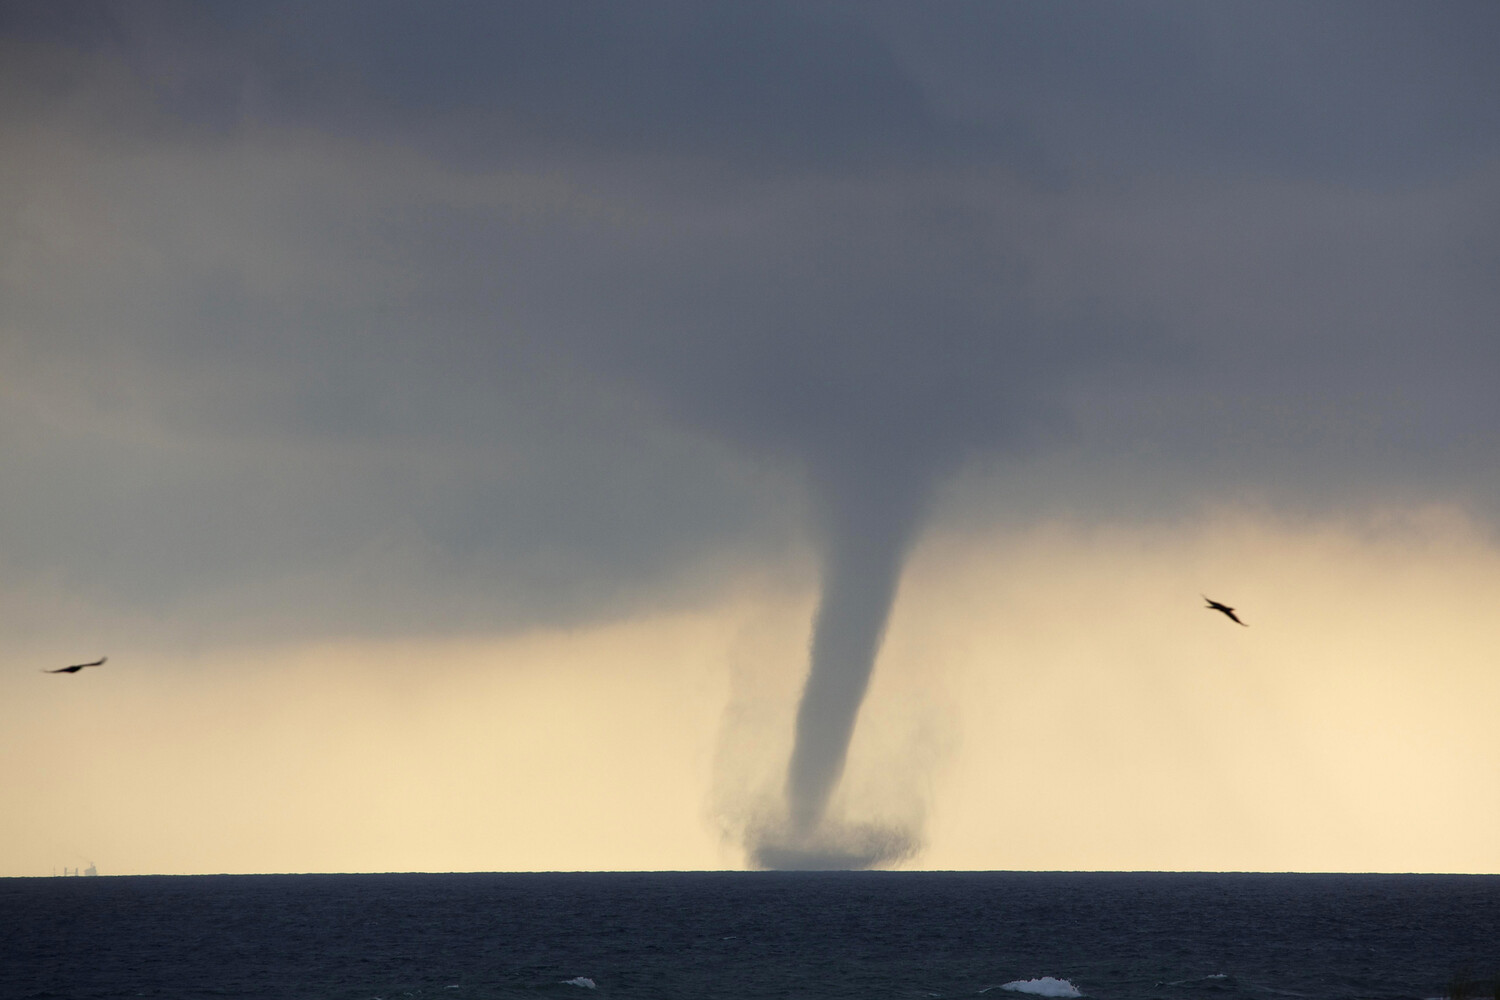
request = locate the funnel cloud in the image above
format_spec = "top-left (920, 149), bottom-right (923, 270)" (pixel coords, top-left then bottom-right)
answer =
top-left (744, 458), bottom-right (936, 868)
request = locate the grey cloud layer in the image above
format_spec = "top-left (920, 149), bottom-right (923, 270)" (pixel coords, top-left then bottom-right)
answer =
top-left (3, 1), bottom-right (1498, 641)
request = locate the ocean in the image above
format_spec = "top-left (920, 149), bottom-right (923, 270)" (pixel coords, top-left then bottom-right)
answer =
top-left (3, 872), bottom-right (1498, 1000)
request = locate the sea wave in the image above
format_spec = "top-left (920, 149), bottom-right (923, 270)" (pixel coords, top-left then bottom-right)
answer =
top-left (978, 971), bottom-right (1086, 995)
top-left (986, 977), bottom-right (1084, 997)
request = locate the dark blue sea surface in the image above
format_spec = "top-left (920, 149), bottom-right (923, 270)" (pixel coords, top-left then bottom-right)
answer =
top-left (3, 872), bottom-right (1498, 1000)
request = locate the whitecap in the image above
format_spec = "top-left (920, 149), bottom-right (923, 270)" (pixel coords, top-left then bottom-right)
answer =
top-left (995, 977), bottom-right (1083, 998)
top-left (562, 978), bottom-right (597, 989)
top-left (1165, 974), bottom-right (1230, 987)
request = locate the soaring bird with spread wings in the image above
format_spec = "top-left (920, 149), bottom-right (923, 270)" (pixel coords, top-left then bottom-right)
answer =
top-left (1203, 597), bottom-right (1247, 626)
top-left (44, 656), bottom-right (107, 674)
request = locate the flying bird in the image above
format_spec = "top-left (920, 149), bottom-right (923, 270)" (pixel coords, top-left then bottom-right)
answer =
top-left (1203, 597), bottom-right (1247, 626)
top-left (44, 656), bottom-right (107, 674)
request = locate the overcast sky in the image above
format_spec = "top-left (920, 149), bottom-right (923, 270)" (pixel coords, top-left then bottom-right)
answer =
top-left (4, 1), bottom-right (1500, 875)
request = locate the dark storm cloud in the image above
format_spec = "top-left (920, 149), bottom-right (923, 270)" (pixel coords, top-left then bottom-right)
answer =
top-left (870, 0), bottom-right (1500, 183)
top-left (3, 0), bottom-right (1499, 639)
top-left (7, 0), bottom-right (947, 167)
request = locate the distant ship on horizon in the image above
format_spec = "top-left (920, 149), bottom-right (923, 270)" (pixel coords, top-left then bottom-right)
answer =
top-left (58, 863), bottom-right (97, 876)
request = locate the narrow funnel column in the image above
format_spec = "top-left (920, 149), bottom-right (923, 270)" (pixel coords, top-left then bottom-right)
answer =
top-left (784, 477), bottom-right (924, 840)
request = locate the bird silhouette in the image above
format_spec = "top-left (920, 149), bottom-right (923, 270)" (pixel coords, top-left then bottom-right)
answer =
top-left (1203, 597), bottom-right (1247, 626)
top-left (44, 656), bottom-right (107, 674)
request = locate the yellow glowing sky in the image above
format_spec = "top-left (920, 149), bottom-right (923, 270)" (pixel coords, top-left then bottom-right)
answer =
top-left (5, 503), bottom-right (1497, 876)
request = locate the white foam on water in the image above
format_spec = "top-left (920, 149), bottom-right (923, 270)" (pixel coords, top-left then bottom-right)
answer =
top-left (1165, 974), bottom-right (1229, 987)
top-left (562, 978), bottom-right (597, 989)
top-left (995, 977), bottom-right (1084, 997)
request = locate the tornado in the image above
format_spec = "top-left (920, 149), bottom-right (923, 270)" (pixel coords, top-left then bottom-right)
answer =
top-left (785, 514), bottom-right (913, 835)
top-left (751, 461), bottom-right (930, 867)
